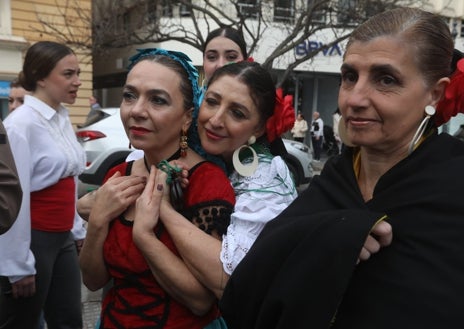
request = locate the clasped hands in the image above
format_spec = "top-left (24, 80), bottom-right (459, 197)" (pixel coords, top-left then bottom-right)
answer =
top-left (133, 161), bottom-right (189, 238)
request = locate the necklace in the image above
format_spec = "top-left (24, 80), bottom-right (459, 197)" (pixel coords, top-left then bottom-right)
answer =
top-left (143, 148), bottom-right (182, 173)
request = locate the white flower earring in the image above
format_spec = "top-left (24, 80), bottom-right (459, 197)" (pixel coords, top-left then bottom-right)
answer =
top-left (232, 135), bottom-right (259, 176)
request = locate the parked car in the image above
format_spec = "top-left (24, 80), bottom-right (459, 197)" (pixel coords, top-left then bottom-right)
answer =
top-left (76, 108), bottom-right (313, 187)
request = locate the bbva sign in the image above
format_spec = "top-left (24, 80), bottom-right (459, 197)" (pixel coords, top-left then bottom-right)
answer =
top-left (295, 40), bottom-right (342, 57)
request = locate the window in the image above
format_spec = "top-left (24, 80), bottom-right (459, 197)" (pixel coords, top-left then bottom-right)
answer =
top-left (162, 0), bottom-right (173, 17)
top-left (114, 11), bottom-right (131, 34)
top-left (0, 0), bottom-right (12, 35)
top-left (307, 0), bottom-right (326, 24)
top-left (337, 0), bottom-right (357, 25)
top-left (238, 0), bottom-right (259, 19)
top-left (274, 0), bottom-right (294, 23)
top-left (147, 1), bottom-right (157, 23)
top-left (179, 0), bottom-right (192, 17)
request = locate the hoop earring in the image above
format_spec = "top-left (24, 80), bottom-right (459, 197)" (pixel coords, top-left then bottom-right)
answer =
top-left (180, 129), bottom-right (188, 157)
top-left (408, 105), bottom-right (435, 155)
top-left (232, 136), bottom-right (258, 176)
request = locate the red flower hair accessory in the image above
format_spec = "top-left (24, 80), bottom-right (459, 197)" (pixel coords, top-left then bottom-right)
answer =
top-left (246, 57), bottom-right (254, 62)
top-left (435, 58), bottom-right (464, 126)
top-left (266, 88), bottom-right (295, 142)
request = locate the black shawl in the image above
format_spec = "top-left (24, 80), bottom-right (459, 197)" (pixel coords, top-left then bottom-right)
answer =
top-left (220, 133), bottom-right (464, 329)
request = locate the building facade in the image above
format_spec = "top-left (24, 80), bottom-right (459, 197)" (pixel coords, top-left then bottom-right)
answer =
top-left (0, 0), bottom-right (93, 125)
top-left (4, 0), bottom-right (463, 130)
top-left (92, 0), bottom-right (464, 137)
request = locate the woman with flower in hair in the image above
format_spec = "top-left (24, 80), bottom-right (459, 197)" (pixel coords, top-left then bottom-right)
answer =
top-left (79, 49), bottom-right (235, 329)
top-left (219, 7), bottom-right (464, 329)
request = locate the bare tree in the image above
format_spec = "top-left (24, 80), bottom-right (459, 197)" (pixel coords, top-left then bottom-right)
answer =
top-left (34, 0), bottom-right (425, 86)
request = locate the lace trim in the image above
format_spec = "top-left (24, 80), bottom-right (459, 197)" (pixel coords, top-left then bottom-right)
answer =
top-left (221, 235), bottom-right (249, 274)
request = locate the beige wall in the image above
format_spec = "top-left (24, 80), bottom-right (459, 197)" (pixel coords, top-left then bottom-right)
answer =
top-left (10, 0), bottom-right (93, 127)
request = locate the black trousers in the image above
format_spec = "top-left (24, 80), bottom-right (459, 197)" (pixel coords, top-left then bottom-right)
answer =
top-left (0, 230), bottom-right (82, 329)
top-left (312, 136), bottom-right (323, 160)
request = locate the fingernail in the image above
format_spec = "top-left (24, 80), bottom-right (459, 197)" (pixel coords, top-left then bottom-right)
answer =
top-left (157, 184), bottom-right (163, 191)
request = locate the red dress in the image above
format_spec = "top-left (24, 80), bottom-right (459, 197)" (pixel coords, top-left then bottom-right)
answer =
top-left (100, 161), bottom-right (235, 329)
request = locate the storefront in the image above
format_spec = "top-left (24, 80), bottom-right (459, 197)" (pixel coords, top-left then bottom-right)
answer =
top-left (0, 80), bottom-right (11, 119)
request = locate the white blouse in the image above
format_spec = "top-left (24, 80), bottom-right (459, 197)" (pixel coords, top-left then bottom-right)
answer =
top-left (0, 95), bottom-right (86, 282)
top-left (220, 155), bottom-right (297, 275)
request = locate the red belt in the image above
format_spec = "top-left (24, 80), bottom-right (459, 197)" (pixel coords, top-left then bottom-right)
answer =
top-left (31, 177), bottom-right (75, 231)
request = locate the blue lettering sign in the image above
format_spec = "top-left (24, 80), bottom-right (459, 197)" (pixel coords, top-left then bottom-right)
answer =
top-left (294, 40), bottom-right (342, 57)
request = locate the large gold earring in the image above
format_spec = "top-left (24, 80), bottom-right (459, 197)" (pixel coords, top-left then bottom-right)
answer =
top-left (232, 135), bottom-right (259, 176)
top-left (180, 129), bottom-right (188, 157)
top-left (408, 105), bottom-right (435, 154)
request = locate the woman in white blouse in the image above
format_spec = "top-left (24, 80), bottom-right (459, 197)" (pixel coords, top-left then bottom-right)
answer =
top-left (0, 41), bottom-right (86, 329)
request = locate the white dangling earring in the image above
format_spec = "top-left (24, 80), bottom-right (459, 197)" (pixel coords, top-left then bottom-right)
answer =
top-left (408, 105), bottom-right (436, 155)
top-left (232, 135), bottom-right (259, 177)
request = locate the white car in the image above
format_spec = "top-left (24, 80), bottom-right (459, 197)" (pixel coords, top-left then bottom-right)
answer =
top-left (76, 108), bottom-right (313, 187)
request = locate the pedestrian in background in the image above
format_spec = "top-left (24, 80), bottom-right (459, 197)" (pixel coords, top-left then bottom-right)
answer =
top-left (78, 94), bottom-right (102, 128)
top-left (8, 78), bottom-right (28, 113)
top-left (332, 107), bottom-right (343, 153)
top-left (310, 111), bottom-right (324, 161)
top-left (291, 112), bottom-right (308, 142)
top-left (0, 41), bottom-right (86, 329)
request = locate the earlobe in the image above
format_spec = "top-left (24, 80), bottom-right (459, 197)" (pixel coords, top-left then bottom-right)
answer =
top-left (254, 126), bottom-right (266, 139)
top-left (183, 107), bottom-right (193, 131)
top-left (431, 77), bottom-right (450, 106)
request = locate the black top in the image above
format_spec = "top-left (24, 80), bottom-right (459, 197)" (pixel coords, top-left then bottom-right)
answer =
top-left (220, 133), bottom-right (464, 329)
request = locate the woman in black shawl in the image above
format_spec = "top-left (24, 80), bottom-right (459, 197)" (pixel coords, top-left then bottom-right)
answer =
top-left (220, 7), bottom-right (464, 329)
